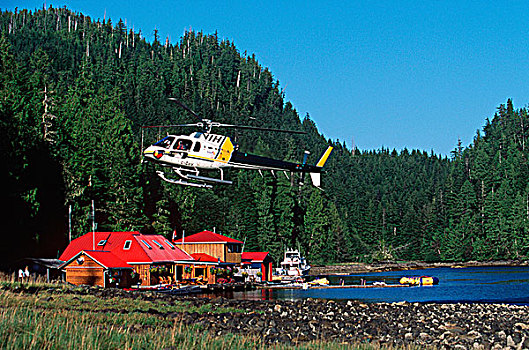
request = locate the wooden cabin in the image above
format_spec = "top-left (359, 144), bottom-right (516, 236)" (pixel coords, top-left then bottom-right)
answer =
top-left (59, 232), bottom-right (195, 287)
top-left (60, 250), bottom-right (133, 288)
top-left (173, 230), bottom-right (243, 264)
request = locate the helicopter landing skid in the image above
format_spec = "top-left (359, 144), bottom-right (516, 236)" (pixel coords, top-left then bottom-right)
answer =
top-left (156, 171), bottom-right (213, 188)
top-left (187, 174), bottom-right (232, 185)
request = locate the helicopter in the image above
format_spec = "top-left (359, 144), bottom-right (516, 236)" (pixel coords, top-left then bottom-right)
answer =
top-left (142, 98), bottom-right (333, 189)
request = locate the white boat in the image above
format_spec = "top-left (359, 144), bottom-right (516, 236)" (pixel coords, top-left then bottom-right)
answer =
top-left (275, 249), bottom-right (311, 278)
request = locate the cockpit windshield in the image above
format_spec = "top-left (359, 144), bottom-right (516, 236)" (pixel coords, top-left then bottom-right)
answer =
top-left (153, 137), bottom-right (193, 151)
top-left (174, 139), bottom-right (193, 151)
top-left (154, 136), bottom-right (175, 149)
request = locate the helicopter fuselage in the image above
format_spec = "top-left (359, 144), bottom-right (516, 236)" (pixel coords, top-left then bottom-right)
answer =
top-left (141, 98), bottom-right (332, 188)
top-left (143, 132), bottom-right (235, 170)
top-left (143, 131), bottom-right (333, 188)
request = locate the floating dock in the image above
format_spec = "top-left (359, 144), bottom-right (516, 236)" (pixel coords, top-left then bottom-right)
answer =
top-left (259, 283), bottom-right (411, 290)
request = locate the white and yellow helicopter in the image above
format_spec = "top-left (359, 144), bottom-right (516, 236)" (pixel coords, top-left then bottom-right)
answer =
top-left (142, 98), bottom-right (333, 189)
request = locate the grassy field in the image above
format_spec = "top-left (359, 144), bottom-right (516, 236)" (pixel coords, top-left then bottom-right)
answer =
top-left (0, 273), bottom-right (414, 349)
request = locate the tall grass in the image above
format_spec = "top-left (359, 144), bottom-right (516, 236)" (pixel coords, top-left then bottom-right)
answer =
top-left (0, 274), bottom-right (418, 349)
top-left (0, 290), bottom-right (264, 350)
top-left (0, 271), bottom-right (63, 289)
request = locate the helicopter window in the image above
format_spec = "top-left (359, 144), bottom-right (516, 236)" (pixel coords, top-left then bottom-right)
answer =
top-left (174, 139), bottom-right (192, 151)
top-left (193, 142), bottom-right (201, 152)
top-left (154, 136), bottom-right (175, 149)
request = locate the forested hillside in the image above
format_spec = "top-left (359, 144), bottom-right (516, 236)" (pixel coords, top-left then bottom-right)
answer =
top-left (1, 7), bottom-right (528, 265)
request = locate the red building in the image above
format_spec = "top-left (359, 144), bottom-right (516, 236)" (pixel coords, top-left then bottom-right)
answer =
top-left (60, 232), bottom-right (194, 287)
top-left (241, 252), bottom-right (274, 282)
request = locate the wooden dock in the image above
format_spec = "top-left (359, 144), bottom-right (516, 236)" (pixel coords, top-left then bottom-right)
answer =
top-left (258, 283), bottom-right (411, 290)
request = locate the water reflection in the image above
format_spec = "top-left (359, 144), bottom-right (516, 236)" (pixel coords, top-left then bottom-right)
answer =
top-left (197, 266), bottom-right (529, 304)
top-left (197, 288), bottom-right (276, 301)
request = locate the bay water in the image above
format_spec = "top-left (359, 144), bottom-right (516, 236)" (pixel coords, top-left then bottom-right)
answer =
top-left (227, 266), bottom-right (529, 304)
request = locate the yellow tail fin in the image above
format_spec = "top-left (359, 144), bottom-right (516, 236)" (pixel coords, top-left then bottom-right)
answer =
top-left (316, 146), bottom-right (333, 167)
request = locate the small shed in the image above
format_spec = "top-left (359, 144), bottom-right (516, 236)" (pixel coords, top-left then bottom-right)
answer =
top-left (13, 258), bottom-right (64, 282)
top-left (240, 252), bottom-right (274, 282)
top-left (60, 250), bottom-right (133, 288)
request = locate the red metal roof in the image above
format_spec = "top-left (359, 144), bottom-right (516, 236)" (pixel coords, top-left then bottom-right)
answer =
top-left (85, 251), bottom-right (131, 268)
top-left (242, 252), bottom-right (270, 262)
top-left (173, 230), bottom-right (243, 244)
top-left (191, 253), bottom-right (224, 263)
top-left (60, 250), bottom-right (131, 269)
top-left (59, 232), bottom-right (194, 264)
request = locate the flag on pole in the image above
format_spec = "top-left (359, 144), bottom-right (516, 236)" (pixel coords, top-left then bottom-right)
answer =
top-left (172, 229), bottom-right (176, 241)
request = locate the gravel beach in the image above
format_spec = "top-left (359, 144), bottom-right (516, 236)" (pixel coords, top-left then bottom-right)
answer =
top-left (5, 280), bottom-right (528, 349)
top-left (77, 286), bottom-right (529, 349)
top-left (177, 296), bottom-right (529, 349)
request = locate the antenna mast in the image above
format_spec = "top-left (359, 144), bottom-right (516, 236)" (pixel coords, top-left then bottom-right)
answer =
top-left (91, 200), bottom-right (96, 250)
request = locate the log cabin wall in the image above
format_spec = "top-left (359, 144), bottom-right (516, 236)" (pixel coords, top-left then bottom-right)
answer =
top-left (133, 264), bottom-right (151, 286)
top-left (178, 243), bottom-right (225, 261)
top-left (177, 243), bottom-right (242, 264)
top-left (64, 253), bottom-right (105, 287)
top-left (225, 252), bottom-right (241, 264)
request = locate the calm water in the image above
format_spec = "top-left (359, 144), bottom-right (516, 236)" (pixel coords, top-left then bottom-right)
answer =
top-left (214, 266), bottom-right (529, 304)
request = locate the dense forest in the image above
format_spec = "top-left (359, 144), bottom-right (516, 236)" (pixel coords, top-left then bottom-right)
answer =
top-left (1, 7), bottom-right (528, 265)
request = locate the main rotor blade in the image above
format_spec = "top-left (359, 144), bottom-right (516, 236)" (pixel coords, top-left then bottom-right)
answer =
top-left (217, 123), bottom-right (307, 134)
top-left (168, 98), bottom-right (203, 122)
top-left (141, 123), bottom-right (201, 129)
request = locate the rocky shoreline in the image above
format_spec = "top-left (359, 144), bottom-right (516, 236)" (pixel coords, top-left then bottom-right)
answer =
top-left (13, 284), bottom-right (528, 349)
top-left (177, 297), bottom-right (529, 349)
top-left (309, 260), bottom-right (529, 275)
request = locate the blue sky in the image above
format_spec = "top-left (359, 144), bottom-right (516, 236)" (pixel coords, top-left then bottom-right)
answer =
top-left (5, 1), bottom-right (529, 155)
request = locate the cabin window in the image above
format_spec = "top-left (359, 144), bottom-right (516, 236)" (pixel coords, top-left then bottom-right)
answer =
top-left (193, 142), bottom-right (201, 152)
top-left (97, 239), bottom-right (107, 246)
top-left (140, 240), bottom-right (152, 249)
top-left (174, 139), bottom-right (193, 151)
top-left (165, 240), bottom-right (175, 249)
top-left (227, 244), bottom-right (241, 253)
top-left (154, 136), bottom-right (175, 149)
top-left (152, 240), bottom-right (164, 249)
top-left (123, 240), bottom-right (132, 250)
